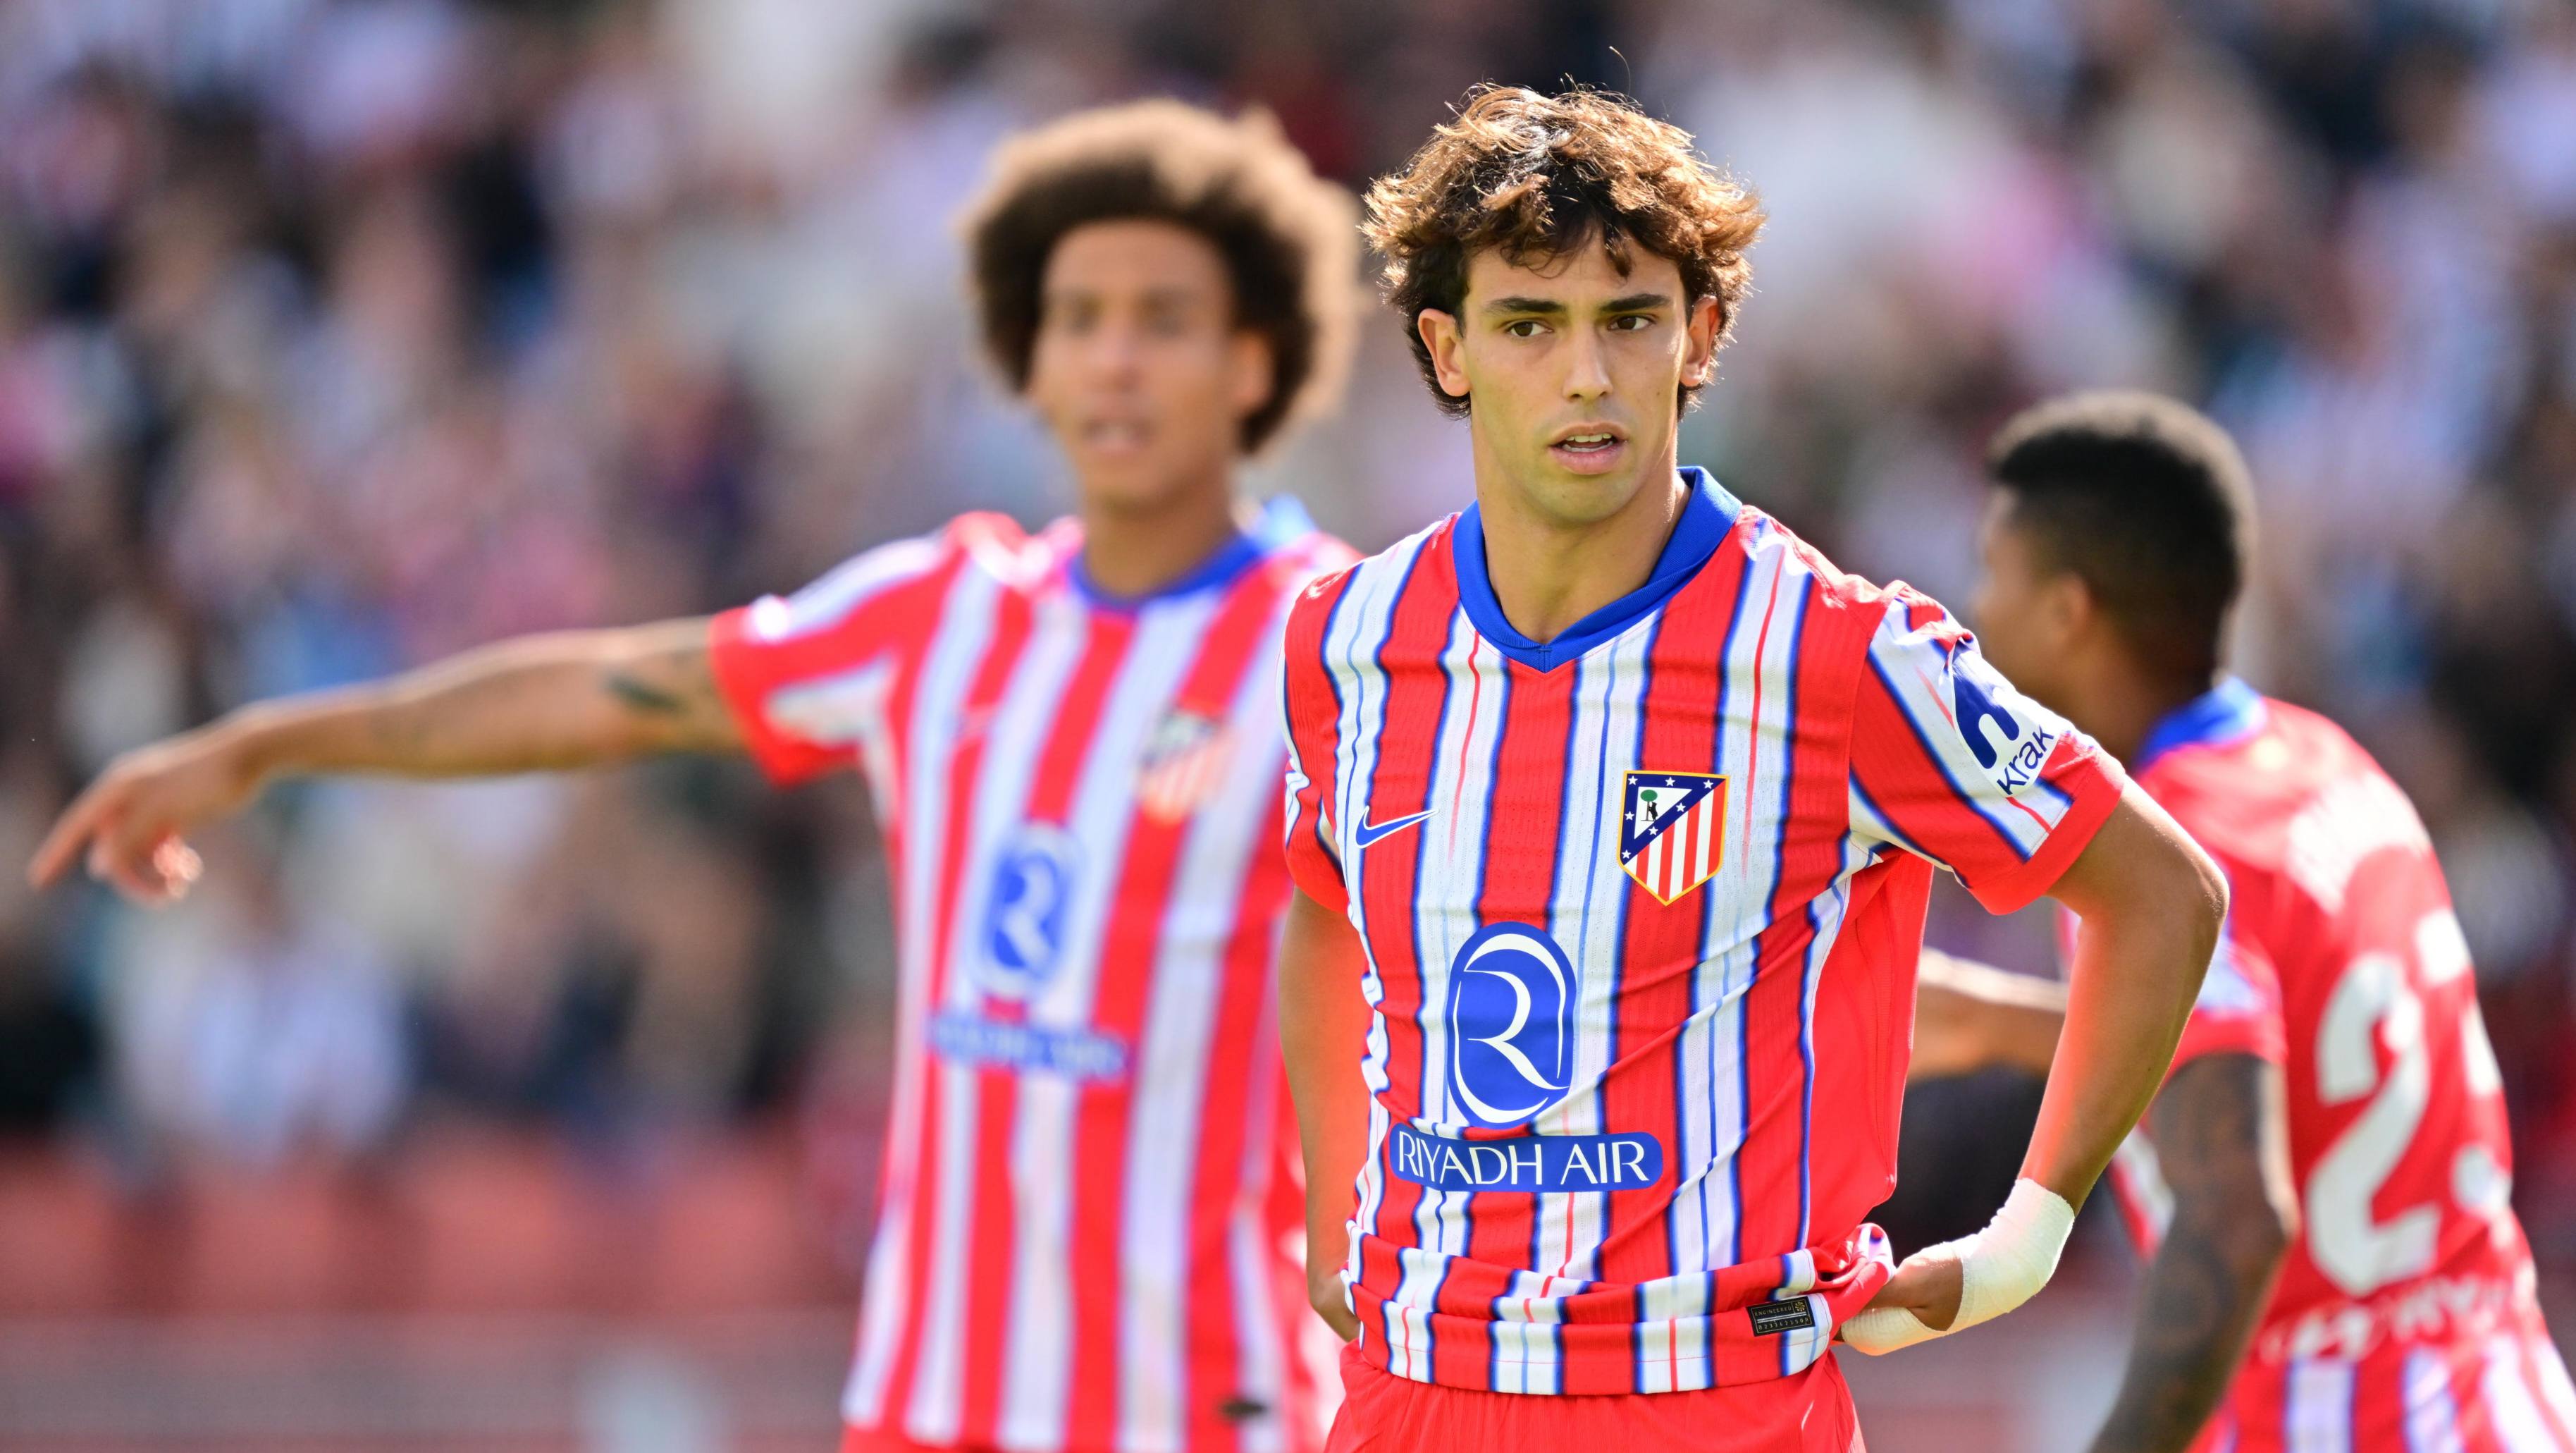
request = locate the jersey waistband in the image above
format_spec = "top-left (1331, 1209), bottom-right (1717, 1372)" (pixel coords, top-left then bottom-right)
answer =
top-left (1348, 1222), bottom-right (1894, 1395)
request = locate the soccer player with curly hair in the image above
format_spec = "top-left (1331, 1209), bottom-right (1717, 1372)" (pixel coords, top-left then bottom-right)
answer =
top-left (36, 100), bottom-right (1361, 1453)
top-left (1274, 86), bottom-right (2227, 1449)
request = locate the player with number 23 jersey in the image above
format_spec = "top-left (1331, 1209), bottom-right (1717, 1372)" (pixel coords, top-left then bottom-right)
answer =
top-left (2100, 680), bottom-right (2576, 1451)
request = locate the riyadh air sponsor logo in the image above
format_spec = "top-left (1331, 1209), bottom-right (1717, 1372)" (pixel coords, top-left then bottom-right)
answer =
top-left (978, 824), bottom-right (1080, 1000)
top-left (927, 1012), bottom-right (1129, 1081)
top-left (1443, 922), bottom-right (1576, 1129)
top-left (1942, 645), bottom-right (2058, 799)
top-left (1386, 1124), bottom-right (1663, 1192)
top-left (1619, 770), bottom-right (1726, 904)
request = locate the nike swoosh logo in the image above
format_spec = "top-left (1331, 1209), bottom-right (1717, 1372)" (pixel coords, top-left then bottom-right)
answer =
top-left (1354, 809), bottom-right (1433, 848)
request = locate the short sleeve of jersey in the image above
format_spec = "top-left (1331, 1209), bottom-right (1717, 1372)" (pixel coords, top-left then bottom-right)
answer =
top-left (1848, 590), bottom-right (2130, 913)
top-left (706, 530), bottom-right (957, 787)
top-left (1278, 570), bottom-right (1352, 914)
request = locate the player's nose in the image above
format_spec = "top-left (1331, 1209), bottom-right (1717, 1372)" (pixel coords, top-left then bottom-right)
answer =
top-left (1562, 327), bottom-right (1612, 400)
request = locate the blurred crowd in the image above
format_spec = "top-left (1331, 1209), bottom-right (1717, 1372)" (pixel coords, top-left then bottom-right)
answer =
top-left (0, 0), bottom-right (2572, 1275)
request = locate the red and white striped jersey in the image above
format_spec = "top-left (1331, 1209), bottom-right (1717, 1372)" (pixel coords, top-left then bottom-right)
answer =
top-left (1278, 470), bottom-right (2126, 1397)
top-left (709, 499), bottom-right (1353, 1453)
top-left (2095, 681), bottom-right (2576, 1452)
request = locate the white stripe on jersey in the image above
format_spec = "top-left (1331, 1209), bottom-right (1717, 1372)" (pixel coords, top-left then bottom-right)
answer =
top-left (847, 563), bottom-right (1003, 1428)
top-left (1527, 616), bottom-right (1657, 1315)
top-left (2287, 1356), bottom-right (2355, 1453)
top-left (2536, 1338), bottom-right (2576, 1442)
top-left (759, 534), bottom-right (951, 641)
top-left (758, 659), bottom-right (904, 820)
top-left (1388, 622), bottom-right (1505, 1378)
top-left (1412, 614), bottom-right (1496, 1134)
top-left (1791, 816), bottom-right (1872, 1253)
top-left (1669, 527), bottom-right (1794, 1293)
top-left (1780, 1292), bottom-right (1832, 1380)
top-left (1116, 596), bottom-right (1286, 1451)
top-left (1224, 989), bottom-right (1292, 1453)
top-left (2109, 1128), bottom-right (2178, 1251)
top-left (2403, 1346), bottom-right (2464, 1453)
top-left (913, 589), bottom-right (1098, 1445)
top-left (1319, 527), bottom-right (1435, 1352)
top-left (2485, 1332), bottom-right (2563, 1452)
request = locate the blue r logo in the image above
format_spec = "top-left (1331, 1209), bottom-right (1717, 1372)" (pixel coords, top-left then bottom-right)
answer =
top-left (1444, 923), bottom-right (1577, 1129)
top-left (980, 825), bottom-right (1080, 999)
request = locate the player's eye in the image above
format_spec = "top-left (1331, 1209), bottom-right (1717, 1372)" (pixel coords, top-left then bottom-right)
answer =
top-left (1608, 314), bottom-right (1654, 333)
top-left (1503, 319), bottom-right (1547, 338)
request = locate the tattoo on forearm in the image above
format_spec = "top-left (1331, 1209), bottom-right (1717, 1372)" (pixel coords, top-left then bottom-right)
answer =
top-left (598, 638), bottom-right (732, 753)
top-left (606, 672), bottom-right (689, 715)
top-left (2089, 1055), bottom-right (2288, 1453)
top-left (2094, 1220), bottom-right (2257, 1451)
top-left (603, 645), bottom-right (718, 721)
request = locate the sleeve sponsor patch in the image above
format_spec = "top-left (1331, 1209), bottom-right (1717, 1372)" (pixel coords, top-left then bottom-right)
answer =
top-left (1946, 645), bottom-right (2063, 800)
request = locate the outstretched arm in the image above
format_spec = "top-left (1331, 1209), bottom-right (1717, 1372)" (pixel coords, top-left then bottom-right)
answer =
top-left (30, 618), bottom-right (738, 900)
top-left (2088, 1052), bottom-right (2295, 1453)
top-left (1850, 783), bottom-right (2226, 1347)
top-left (1276, 885), bottom-right (1374, 1343)
top-left (1909, 948), bottom-right (2068, 1082)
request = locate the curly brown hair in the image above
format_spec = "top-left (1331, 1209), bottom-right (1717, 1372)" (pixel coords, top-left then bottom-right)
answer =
top-left (959, 100), bottom-right (1359, 454)
top-left (1362, 85), bottom-right (1764, 417)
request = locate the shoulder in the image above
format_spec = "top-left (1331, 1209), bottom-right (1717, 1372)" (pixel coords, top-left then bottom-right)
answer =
top-left (945, 510), bottom-right (1069, 594)
top-left (728, 510), bottom-right (1067, 661)
top-left (1283, 514), bottom-right (1457, 658)
top-left (1727, 507), bottom-right (1951, 644)
top-left (732, 525), bottom-right (963, 648)
top-left (2151, 697), bottom-right (2429, 896)
top-left (1255, 529), bottom-right (1363, 611)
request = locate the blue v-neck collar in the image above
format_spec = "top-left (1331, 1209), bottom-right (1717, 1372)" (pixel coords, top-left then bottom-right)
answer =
top-left (1451, 467), bottom-right (1744, 673)
top-left (2133, 675), bottom-right (2268, 773)
top-left (1067, 494), bottom-right (1313, 611)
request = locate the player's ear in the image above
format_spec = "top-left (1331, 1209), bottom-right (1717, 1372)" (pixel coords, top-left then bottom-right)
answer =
top-left (1417, 309), bottom-right (1470, 402)
top-left (2042, 570), bottom-right (2096, 648)
top-left (1680, 294), bottom-right (1722, 388)
top-left (1228, 329), bottom-right (1276, 427)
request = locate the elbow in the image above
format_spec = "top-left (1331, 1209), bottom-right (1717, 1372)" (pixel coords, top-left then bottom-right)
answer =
top-left (2177, 833), bottom-right (2229, 959)
top-left (2178, 1180), bottom-right (2295, 1284)
top-left (2219, 1206), bottom-right (2293, 1292)
top-left (2240, 1185), bottom-right (2295, 1274)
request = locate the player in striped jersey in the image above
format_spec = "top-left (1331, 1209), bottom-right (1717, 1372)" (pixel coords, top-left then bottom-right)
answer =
top-left (1909, 392), bottom-right (2573, 1453)
top-left (1273, 87), bottom-right (2229, 1448)
top-left (31, 102), bottom-right (1360, 1453)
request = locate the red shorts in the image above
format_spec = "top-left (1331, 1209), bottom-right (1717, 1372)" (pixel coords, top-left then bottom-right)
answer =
top-left (1325, 1342), bottom-right (1863, 1453)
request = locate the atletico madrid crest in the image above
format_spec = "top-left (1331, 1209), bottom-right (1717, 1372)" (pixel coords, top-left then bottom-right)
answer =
top-left (1136, 711), bottom-right (1234, 823)
top-left (1620, 771), bottom-right (1727, 904)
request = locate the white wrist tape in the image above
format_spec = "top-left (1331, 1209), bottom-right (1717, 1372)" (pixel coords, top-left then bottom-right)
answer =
top-left (1839, 1177), bottom-right (2073, 1355)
